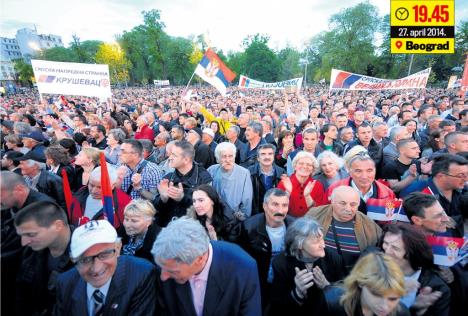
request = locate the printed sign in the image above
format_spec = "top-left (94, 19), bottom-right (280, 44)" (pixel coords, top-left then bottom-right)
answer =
top-left (390, 0), bottom-right (455, 54)
top-left (31, 60), bottom-right (111, 98)
top-left (238, 75), bottom-right (303, 90)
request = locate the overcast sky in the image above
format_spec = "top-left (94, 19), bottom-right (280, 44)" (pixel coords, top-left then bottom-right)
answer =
top-left (1, 0), bottom-right (467, 52)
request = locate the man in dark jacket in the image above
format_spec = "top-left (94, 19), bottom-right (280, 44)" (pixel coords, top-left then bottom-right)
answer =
top-left (154, 140), bottom-right (212, 227)
top-left (1, 171), bottom-right (54, 316)
top-left (14, 200), bottom-right (74, 316)
top-left (17, 150), bottom-right (67, 210)
top-left (248, 144), bottom-right (286, 215)
top-left (20, 130), bottom-right (48, 161)
top-left (185, 127), bottom-right (214, 169)
top-left (343, 122), bottom-right (383, 177)
top-left (239, 188), bottom-right (294, 309)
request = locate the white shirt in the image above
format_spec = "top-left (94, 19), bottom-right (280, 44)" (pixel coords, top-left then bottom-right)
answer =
top-left (351, 180), bottom-right (374, 202)
top-left (401, 270), bottom-right (422, 308)
top-left (87, 278), bottom-right (112, 315)
top-left (84, 196), bottom-right (103, 219)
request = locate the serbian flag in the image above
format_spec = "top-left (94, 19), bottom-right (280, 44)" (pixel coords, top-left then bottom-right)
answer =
top-left (99, 153), bottom-right (114, 225)
top-left (194, 48), bottom-right (236, 96)
top-left (366, 198), bottom-right (409, 223)
top-left (426, 236), bottom-right (466, 267)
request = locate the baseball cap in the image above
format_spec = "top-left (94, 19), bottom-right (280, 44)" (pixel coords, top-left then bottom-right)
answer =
top-left (19, 131), bottom-right (46, 142)
top-left (14, 150), bottom-right (46, 163)
top-left (189, 127), bottom-right (203, 138)
top-left (202, 128), bottom-right (215, 138)
top-left (70, 220), bottom-right (118, 259)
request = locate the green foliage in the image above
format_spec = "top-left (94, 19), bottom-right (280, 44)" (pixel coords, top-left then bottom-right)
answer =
top-left (239, 34), bottom-right (280, 81)
top-left (13, 59), bottom-right (34, 86)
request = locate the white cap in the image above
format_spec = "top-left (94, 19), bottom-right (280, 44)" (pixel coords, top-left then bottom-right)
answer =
top-left (202, 128), bottom-right (215, 138)
top-left (70, 220), bottom-right (118, 259)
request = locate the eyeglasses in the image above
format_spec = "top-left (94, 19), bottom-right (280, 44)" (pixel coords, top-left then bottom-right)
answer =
top-left (75, 249), bottom-right (116, 267)
top-left (442, 172), bottom-right (468, 180)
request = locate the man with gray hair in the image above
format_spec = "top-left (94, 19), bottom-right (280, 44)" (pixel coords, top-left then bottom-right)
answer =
top-left (69, 165), bottom-right (132, 228)
top-left (152, 217), bottom-right (261, 316)
top-left (306, 185), bottom-right (382, 272)
top-left (225, 125), bottom-right (247, 164)
top-left (208, 142), bottom-right (253, 221)
top-left (16, 151), bottom-right (66, 210)
top-left (241, 121), bottom-right (266, 168)
top-left (383, 125), bottom-right (410, 163)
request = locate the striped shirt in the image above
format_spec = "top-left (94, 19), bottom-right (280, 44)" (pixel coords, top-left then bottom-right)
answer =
top-left (325, 219), bottom-right (360, 270)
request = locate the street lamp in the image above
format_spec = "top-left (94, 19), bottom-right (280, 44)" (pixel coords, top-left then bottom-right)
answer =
top-left (299, 58), bottom-right (310, 88)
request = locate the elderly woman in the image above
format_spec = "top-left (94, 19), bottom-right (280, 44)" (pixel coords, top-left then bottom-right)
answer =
top-left (69, 165), bottom-right (131, 228)
top-left (118, 199), bottom-right (161, 264)
top-left (326, 252), bottom-right (409, 316)
top-left (314, 151), bottom-right (348, 190)
top-left (278, 151), bottom-right (327, 217)
top-left (104, 128), bottom-right (126, 165)
top-left (269, 217), bottom-right (346, 316)
top-left (380, 223), bottom-right (450, 316)
top-left (207, 142), bottom-right (253, 221)
top-left (134, 115), bottom-right (154, 141)
top-left (187, 184), bottom-right (235, 241)
top-left (73, 147), bottom-right (101, 190)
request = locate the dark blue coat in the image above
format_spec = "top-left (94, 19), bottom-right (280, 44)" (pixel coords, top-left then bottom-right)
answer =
top-left (156, 240), bottom-right (262, 316)
top-left (54, 256), bottom-right (156, 316)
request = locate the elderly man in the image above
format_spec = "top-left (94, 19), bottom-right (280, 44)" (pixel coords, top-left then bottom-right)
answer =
top-left (54, 220), bottom-right (156, 315)
top-left (70, 166), bottom-right (131, 228)
top-left (327, 153), bottom-right (395, 215)
top-left (153, 217), bottom-right (261, 316)
top-left (20, 130), bottom-right (48, 160)
top-left (154, 140), bottom-right (212, 227)
top-left (14, 201), bottom-right (74, 315)
top-left (17, 151), bottom-right (66, 210)
top-left (249, 144), bottom-right (286, 214)
top-left (134, 115), bottom-right (155, 141)
top-left (307, 185), bottom-right (382, 272)
top-left (225, 125), bottom-right (247, 164)
top-left (241, 121), bottom-right (266, 168)
top-left (208, 142), bottom-right (253, 221)
top-left (202, 128), bottom-right (218, 154)
top-left (239, 188), bottom-right (294, 308)
top-left (383, 126), bottom-right (411, 163)
top-left (120, 139), bottom-right (163, 199)
top-left (153, 131), bottom-right (170, 164)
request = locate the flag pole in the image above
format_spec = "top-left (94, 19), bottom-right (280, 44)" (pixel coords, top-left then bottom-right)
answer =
top-left (183, 70), bottom-right (196, 96)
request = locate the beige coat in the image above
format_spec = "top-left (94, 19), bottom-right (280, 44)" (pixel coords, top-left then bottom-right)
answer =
top-left (305, 204), bottom-right (382, 251)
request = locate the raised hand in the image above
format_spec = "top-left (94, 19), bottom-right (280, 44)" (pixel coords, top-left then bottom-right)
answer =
top-left (294, 267), bottom-right (314, 298)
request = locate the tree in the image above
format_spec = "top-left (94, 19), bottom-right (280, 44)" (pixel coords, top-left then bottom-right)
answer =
top-left (37, 47), bottom-right (78, 62)
top-left (241, 34), bottom-right (280, 81)
top-left (278, 47), bottom-right (302, 79)
top-left (13, 59), bottom-right (34, 86)
top-left (95, 43), bottom-right (130, 85)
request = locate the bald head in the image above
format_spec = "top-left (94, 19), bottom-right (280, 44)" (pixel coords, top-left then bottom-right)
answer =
top-left (1, 171), bottom-right (30, 210)
top-left (330, 186), bottom-right (360, 222)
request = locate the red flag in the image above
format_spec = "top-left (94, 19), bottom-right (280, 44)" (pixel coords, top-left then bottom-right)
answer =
top-left (100, 153), bottom-right (114, 225)
top-left (61, 169), bottom-right (73, 214)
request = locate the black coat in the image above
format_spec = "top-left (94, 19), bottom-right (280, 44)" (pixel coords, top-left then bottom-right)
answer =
top-left (344, 138), bottom-right (383, 177)
top-left (248, 163), bottom-right (286, 215)
top-left (239, 214), bottom-right (295, 305)
top-left (15, 236), bottom-right (74, 316)
top-left (154, 163), bottom-right (213, 227)
top-left (37, 170), bottom-right (67, 211)
top-left (118, 223), bottom-right (161, 264)
top-left (194, 140), bottom-right (215, 169)
top-left (318, 140), bottom-right (344, 156)
top-left (269, 249), bottom-right (346, 316)
top-left (414, 268), bottom-right (451, 316)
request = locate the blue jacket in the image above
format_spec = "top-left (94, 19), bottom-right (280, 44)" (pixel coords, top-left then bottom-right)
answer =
top-left (156, 241), bottom-right (262, 316)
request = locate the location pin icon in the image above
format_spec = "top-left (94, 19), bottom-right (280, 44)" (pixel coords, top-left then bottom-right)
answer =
top-left (396, 41), bottom-right (402, 49)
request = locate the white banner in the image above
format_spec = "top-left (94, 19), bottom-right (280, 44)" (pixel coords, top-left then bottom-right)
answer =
top-left (329, 68), bottom-right (431, 90)
top-left (154, 80), bottom-right (170, 86)
top-left (31, 60), bottom-right (111, 97)
top-left (238, 75), bottom-right (303, 90)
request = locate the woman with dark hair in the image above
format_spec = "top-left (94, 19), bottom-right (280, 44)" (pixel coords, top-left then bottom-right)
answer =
top-left (380, 223), bottom-right (450, 316)
top-left (104, 128), bottom-right (126, 165)
top-left (402, 119), bottom-right (422, 147)
top-left (210, 121), bottom-right (225, 143)
top-left (44, 145), bottom-right (75, 182)
top-left (58, 138), bottom-right (78, 158)
top-left (123, 119), bottom-right (136, 138)
top-left (275, 130), bottom-right (295, 168)
top-left (318, 123), bottom-right (343, 156)
top-left (421, 129), bottom-right (447, 158)
top-left (186, 184), bottom-right (235, 241)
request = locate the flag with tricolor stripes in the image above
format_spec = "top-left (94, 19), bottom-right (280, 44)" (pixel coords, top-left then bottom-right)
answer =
top-left (100, 153), bottom-right (114, 225)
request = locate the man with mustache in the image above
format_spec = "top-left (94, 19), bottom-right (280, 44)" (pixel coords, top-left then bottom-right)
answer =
top-left (239, 188), bottom-right (295, 310)
top-left (306, 186), bottom-right (382, 273)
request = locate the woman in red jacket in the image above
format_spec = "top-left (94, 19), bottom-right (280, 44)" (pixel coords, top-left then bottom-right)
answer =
top-left (278, 151), bottom-right (327, 217)
top-left (134, 115), bottom-right (155, 141)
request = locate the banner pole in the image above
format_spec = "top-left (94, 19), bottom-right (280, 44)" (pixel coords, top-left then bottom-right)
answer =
top-left (183, 71), bottom-right (196, 95)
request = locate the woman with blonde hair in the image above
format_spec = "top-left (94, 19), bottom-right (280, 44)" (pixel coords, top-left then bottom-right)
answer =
top-left (118, 199), bottom-right (160, 264)
top-left (73, 147), bottom-right (101, 190)
top-left (326, 252), bottom-right (409, 316)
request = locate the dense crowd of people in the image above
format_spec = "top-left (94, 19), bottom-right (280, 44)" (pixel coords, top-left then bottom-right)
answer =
top-left (1, 85), bottom-right (467, 316)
